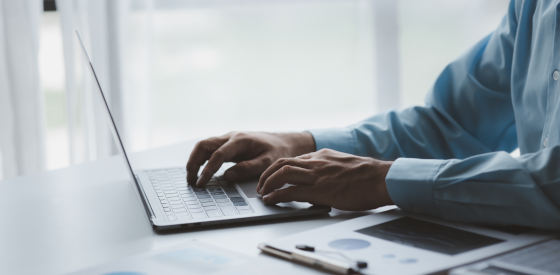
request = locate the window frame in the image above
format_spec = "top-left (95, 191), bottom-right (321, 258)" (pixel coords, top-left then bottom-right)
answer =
top-left (44, 0), bottom-right (56, 12)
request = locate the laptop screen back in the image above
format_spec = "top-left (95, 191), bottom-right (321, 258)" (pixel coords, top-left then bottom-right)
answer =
top-left (76, 30), bottom-right (138, 184)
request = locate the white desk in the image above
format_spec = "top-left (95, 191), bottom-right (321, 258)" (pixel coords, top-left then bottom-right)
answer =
top-left (0, 141), bottom-right (376, 275)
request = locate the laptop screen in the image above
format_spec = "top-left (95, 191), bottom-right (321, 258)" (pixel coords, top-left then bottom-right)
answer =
top-left (76, 30), bottom-right (138, 184)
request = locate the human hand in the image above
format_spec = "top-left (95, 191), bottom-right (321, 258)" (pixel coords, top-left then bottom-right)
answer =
top-left (186, 131), bottom-right (316, 187)
top-left (257, 149), bottom-right (394, 211)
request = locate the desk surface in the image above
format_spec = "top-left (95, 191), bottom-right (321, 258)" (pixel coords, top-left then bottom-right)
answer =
top-left (0, 141), bottom-right (380, 275)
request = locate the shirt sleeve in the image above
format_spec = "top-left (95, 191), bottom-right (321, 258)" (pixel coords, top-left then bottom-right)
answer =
top-left (386, 148), bottom-right (560, 230)
top-left (311, 1), bottom-right (560, 229)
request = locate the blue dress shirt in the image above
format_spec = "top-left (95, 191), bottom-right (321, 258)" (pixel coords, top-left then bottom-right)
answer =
top-left (310, 0), bottom-right (560, 229)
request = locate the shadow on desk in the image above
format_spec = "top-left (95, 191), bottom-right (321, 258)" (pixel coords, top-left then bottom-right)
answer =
top-left (155, 209), bottom-right (370, 235)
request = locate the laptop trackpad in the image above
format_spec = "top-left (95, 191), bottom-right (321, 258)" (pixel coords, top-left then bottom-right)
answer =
top-left (237, 181), bottom-right (258, 198)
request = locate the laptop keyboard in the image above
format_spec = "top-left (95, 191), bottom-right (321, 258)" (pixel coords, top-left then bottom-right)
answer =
top-left (146, 168), bottom-right (254, 222)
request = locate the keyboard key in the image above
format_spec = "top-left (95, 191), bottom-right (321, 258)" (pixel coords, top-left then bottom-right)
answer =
top-left (183, 198), bottom-right (198, 204)
top-left (186, 206), bottom-right (200, 211)
top-left (236, 205), bottom-right (252, 211)
top-left (206, 210), bottom-right (223, 217)
top-left (191, 212), bottom-right (207, 219)
top-left (215, 198), bottom-right (229, 203)
top-left (224, 188), bottom-right (240, 195)
top-left (238, 209), bottom-right (254, 215)
top-left (220, 206), bottom-right (236, 216)
top-left (176, 215), bottom-right (192, 221)
top-left (232, 201), bottom-right (248, 206)
top-left (189, 207), bottom-right (203, 213)
top-left (201, 202), bottom-right (216, 207)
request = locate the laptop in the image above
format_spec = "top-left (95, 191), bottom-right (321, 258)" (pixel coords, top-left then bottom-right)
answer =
top-left (75, 31), bottom-right (330, 232)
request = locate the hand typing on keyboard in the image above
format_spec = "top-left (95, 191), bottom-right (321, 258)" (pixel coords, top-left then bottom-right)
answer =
top-left (187, 131), bottom-right (394, 211)
top-left (186, 132), bottom-right (315, 187)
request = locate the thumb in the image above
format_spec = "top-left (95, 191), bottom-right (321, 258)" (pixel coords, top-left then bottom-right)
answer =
top-left (223, 157), bottom-right (270, 182)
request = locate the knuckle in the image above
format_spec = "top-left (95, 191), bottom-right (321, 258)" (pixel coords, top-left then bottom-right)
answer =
top-left (212, 150), bottom-right (225, 160)
top-left (277, 157), bottom-right (290, 165)
top-left (260, 156), bottom-right (273, 167)
top-left (234, 162), bottom-right (247, 170)
top-left (279, 165), bottom-right (290, 175)
top-left (193, 140), bottom-right (205, 150)
top-left (231, 131), bottom-right (246, 139)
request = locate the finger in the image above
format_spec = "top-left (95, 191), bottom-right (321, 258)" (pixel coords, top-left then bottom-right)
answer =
top-left (223, 156), bottom-right (270, 182)
top-left (259, 165), bottom-right (315, 195)
top-left (196, 139), bottom-right (242, 186)
top-left (263, 185), bottom-right (318, 205)
top-left (296, 153), bottom-right (314, 159)
top-left (257, 157), bottom-right (311, 191)
top-left (186, 137), bottom-right (228, 185)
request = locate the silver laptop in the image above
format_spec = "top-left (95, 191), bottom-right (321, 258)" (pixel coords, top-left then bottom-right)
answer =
top-left (76, 31), bottom-right (330, 232)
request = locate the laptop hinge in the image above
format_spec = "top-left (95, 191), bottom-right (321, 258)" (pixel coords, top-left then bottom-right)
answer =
top-left (134, 175), bottom-right (156, 221)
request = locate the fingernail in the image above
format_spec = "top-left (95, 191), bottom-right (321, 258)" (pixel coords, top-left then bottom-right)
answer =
top-left (263, 194), bottom-right (272, 204)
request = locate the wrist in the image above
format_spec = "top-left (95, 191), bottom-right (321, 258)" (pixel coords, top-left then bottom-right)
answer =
top-left (379, 160), bottom-right (395, 205)
top-left (279, 131), bottom-right (316, 156)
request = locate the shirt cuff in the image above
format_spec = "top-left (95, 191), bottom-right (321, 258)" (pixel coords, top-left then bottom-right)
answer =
top-left (385, 158), bottom-right (446, 214)
top-left (307, 127), bottom-right (357, 155)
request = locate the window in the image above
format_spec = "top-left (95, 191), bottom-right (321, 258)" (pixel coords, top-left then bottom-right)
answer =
top-left (39, 0), bottom-right (509, 171)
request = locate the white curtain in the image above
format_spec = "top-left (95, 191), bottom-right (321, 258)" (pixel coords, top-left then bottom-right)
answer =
top-left (56, 0), bottom-right (125, 164)
top-left (56, 0), bottom-right (153, 165)
top-left (0, 0), bottom-right (45, 180)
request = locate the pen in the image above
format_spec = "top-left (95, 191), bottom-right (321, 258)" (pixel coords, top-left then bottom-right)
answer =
top-left (258, 243), bottom-right (364, 275)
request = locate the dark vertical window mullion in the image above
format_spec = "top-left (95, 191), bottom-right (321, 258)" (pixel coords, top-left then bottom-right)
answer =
top-left (44, 0), bottom-right (57, 12)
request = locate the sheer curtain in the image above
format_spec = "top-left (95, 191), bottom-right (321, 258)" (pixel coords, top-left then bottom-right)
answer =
top-left (0, 0), bottom-right (45, 180)
top-left (55, 0), bottom-right (153, 165)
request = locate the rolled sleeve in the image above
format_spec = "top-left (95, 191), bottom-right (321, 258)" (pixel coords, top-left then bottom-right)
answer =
top-left (385, 158), bottom-right (446, 215)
